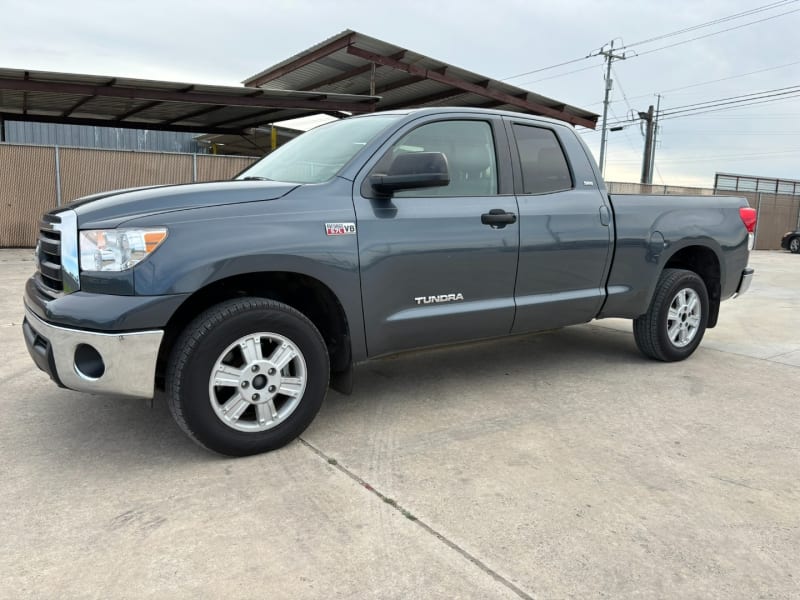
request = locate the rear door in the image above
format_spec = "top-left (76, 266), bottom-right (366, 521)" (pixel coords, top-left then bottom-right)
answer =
top-left (354, 115), bottom-right (519, 357)
top-left (505, 119), bottom-right (614, 333)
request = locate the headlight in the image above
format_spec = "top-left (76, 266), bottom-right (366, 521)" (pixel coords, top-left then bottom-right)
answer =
top-left (79, 228), bottom-right (168, 272)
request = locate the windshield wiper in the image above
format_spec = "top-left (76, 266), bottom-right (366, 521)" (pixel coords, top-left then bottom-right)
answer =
top-left (240, 176), bottom-right (272, 181)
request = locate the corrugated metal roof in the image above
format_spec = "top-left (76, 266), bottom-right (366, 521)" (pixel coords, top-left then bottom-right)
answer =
top-left (244, 30), bottom-right (599, 129)
top-left (0, 68), bottom-right (380, 134)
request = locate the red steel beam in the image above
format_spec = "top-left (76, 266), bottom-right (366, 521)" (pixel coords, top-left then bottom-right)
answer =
top-left (245, 33), bottom-right (355, 88)
top-left (346, 45), bottom-right (597, 128)
top-left (0, 77), bottom-right (377, 113)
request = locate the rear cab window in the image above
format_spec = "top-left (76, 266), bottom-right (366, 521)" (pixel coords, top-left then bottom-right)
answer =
top-left (511, 124), bottom-right (573, 195)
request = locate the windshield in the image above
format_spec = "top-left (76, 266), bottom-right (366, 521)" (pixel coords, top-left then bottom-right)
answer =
top-left (236, 115), bottom-right (403, 184)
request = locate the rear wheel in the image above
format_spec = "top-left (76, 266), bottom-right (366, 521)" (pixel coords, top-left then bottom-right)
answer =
top-left (633, 268), bottom-right (709, 362)
top-left (167, 298), bottom-right (329, 456)
top-left (790, 236), bottom-right (800, 253)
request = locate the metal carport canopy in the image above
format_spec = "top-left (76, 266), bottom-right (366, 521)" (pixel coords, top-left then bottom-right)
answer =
top-left (0, 68), bottom-right (380, 135)
top-left (244, 30), bottom-right (599, 129)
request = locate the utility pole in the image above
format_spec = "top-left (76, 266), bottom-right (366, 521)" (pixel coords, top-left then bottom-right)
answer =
top-left (639, 105), bottom-right (655, 184)
top-left (594, 40), bottom-right (628, 176)
top-left (649, 94), bottom-right (662, 182)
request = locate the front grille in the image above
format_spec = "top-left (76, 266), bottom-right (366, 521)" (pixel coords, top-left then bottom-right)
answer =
top-left (36, 215), bottom-right (64, 295)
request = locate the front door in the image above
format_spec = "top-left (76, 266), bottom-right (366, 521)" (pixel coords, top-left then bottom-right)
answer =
top-left (355, 117), bottom-right (519, 357)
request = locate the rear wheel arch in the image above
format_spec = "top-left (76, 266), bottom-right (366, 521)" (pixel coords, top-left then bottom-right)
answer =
top-left (660, 244), bottom-right (722, 328)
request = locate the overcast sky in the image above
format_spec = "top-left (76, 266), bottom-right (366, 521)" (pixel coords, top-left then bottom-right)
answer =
top-left (2, 0), bottom-right (798, 187)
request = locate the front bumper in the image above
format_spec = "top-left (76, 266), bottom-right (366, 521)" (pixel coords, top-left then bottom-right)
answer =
top-left (22, 305), bottom-right (163, 399)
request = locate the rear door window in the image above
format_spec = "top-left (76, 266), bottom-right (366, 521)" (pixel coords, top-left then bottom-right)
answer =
top-left (512, 124), bottom-right (573, 194)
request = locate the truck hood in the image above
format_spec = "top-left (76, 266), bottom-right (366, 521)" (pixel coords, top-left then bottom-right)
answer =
top-left (70, 180), bottom-right (300, 228)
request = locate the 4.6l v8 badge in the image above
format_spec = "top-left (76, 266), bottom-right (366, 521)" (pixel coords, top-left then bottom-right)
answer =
top-left (325, 222), bottom-right (356, 236)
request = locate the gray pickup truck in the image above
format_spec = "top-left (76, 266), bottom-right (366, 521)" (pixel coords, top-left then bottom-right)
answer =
top-left (23, 107), bottom-right (756, 456)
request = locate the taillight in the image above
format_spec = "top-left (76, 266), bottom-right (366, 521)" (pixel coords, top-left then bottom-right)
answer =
top-left (739, 206), bottom-right (757, 251)
top-left (739, 207), bottom-right (757, 233)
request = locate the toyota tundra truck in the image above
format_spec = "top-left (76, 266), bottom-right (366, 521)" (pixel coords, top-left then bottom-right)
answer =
top-left (22, 107), bottom-right (756, 456)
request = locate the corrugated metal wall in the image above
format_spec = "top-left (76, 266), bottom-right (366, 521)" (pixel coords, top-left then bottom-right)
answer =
top-left (0, 143), bottom-right (258, 247)
top-left (4, 121), bottom-right (205, 153)
top-left (60, 148), bottom-right (193, 203)
top-left (196, 155), bottom-right (257, 181)
top-left (0, 145), bottom-right (59, 247)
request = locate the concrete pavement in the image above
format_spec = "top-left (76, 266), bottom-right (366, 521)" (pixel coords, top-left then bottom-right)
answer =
top-left (1, 250), bottom-right (798, 599)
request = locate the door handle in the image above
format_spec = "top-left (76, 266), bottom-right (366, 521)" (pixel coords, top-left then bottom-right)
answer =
top-left (481, 209), bottom-right (517, 228)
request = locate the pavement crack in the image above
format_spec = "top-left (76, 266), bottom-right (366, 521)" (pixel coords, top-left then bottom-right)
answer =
top-left (298, 437), bottom-right (535, 600)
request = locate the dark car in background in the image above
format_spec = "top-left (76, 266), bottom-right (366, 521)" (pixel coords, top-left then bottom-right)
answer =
top-left (781, 230), bottom-right (800, 253)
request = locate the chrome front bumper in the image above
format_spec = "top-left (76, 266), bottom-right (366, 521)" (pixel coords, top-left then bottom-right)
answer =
top-left (23, 306), bottom-right (164, 399)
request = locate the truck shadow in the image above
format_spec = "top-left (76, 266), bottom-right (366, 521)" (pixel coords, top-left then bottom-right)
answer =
top-left (39, 323), bottom-right (643, 466)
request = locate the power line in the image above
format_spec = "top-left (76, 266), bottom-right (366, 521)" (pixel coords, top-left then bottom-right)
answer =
top-left (502, 56), bottom-right (592, 81)
top-left (661, 85), bottom-right (800, 114)
top-left (502, 1), bottom-right (798, 82)
top-left (514, 62), bottom-right (602, 87)
top-left (659, 92), bottom-right (800, 121)
top-left (635, 7), bottom-right (800, 57)
top-left (626, 0), bottom-right (798, 47)
top-left (582, 59), bottom-right (800, 108)
top-left (582, 86), bottom-right (800, 130)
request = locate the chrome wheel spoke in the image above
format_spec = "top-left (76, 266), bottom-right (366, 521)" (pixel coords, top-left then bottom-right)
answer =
top-left (686, 314), bottom-right (700, 328)
top-left (269, 343), bottom-right (297, 371)
top-left (279, 377), bottom-right (303, 398)
top-left (256, 401), bottom-right (278, 425)
top-left (240, 336), bottom-right (263, 364)
top-left (222, 393), bottom-right (249, 421)
top-left (667, 307), bottom-right (680, 321)
top-left (213, 364), bottom-right (243, 388)
top-left (668, 321), bottom-right (681, 341)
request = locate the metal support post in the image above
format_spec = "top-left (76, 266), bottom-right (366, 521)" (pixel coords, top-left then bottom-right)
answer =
top-left (54, 146), bottom-right (62, 206)
top-left (639, 105), bottom-right (655, 184)
top-left (649, 94), bottom-right (661, 181)
top-left (192, 153), bottom-right (197, 182)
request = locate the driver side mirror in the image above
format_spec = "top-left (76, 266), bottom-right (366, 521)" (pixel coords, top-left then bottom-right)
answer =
top-left (369, 152), bottom-right (450, 196)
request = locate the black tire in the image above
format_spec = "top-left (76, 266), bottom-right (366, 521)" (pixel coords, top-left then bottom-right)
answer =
top-left (633, 268), bottom-right (709, 362)
top-left (166, 298), bottom-right (329, 456)
top-left (790, 236), bottom-right (800, 254)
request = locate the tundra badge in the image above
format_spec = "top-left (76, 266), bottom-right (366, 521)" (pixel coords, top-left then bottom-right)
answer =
top-left (414, 293), bottom-right (465, 305)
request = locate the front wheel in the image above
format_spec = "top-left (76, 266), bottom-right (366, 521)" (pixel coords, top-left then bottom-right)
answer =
top-left (166, 298), bottom-right (329, 456)
top-left (790, 236), bottom-right (800, 253)
top-left (633, 268), bottom-right (709, 362)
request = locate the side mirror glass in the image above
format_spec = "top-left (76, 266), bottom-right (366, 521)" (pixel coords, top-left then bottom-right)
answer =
top-left (370, 152), bottom-right (450, 195)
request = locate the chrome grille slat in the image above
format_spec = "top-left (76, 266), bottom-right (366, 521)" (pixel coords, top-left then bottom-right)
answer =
top-left (37, 215), bottom-right (64, 294)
